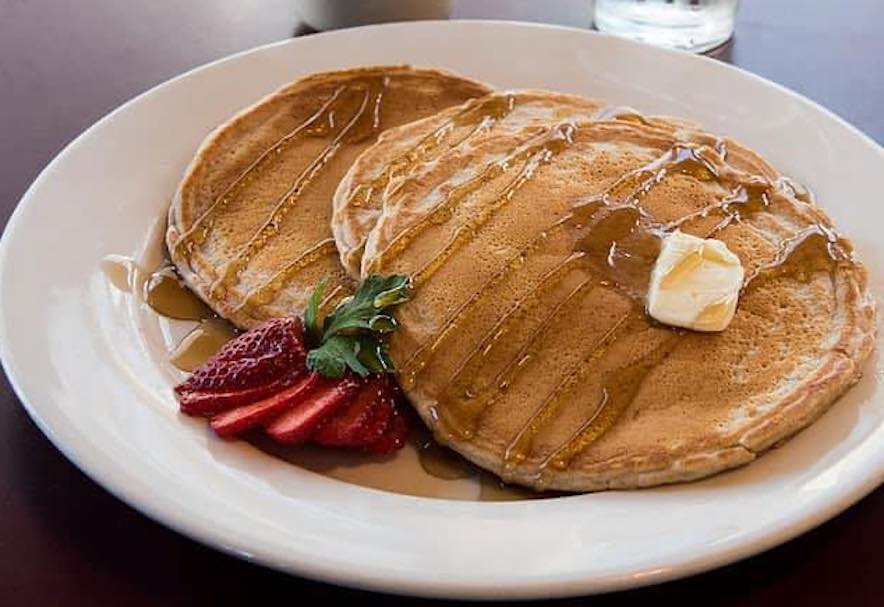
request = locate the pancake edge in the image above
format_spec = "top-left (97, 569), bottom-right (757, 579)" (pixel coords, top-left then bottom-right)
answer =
top-left (166, 65), bottom-right (492, 329)
top-left (416, 258), bottom-right (876, 492)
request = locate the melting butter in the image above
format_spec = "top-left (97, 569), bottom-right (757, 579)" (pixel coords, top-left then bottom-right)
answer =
top-left (647, 231), bottom-right (744, 332)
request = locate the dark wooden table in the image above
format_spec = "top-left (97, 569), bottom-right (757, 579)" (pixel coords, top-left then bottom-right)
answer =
top-left (1, 1), bottom-right (882, 604)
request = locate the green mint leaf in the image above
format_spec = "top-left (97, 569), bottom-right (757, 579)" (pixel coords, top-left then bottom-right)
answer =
top-left (306, 347), bottom-right (345, 379)
top-left (321, 274), bottom-right (411, 340)
top-left (306, 335), bottom-right (370, 378)
top-left (304, 276), bottom-right (327, 342)
top-left (305, 274), bottom-right (410, 379)
top-left (373, 275), bottom-right (411, 308)
top-left (355, 335), bottom-right (394, 374)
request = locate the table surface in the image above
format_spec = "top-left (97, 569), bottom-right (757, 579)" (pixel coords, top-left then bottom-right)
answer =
top-left (1, 1), bottom-right (882, 604)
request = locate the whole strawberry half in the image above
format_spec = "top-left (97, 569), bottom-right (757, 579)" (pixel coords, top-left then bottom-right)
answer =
top-left (175, 317), bottom-right (308, 415)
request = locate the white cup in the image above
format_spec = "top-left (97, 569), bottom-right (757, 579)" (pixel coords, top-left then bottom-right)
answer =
top-left (296, 0), bottom-right (453, 31)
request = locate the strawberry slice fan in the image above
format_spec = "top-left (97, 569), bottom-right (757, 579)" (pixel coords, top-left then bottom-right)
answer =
top-left (175, 317), bottom-right (409, 455)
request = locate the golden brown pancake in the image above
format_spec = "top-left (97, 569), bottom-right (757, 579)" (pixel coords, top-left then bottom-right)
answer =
top-left (332, 92), bottom-right (709, 278)
top-left (360, 118), bottom-right (876, 491)
top-left (333, 90), bottom-right (610, 277)
top-left (167, 66), bottom-right (491, 328)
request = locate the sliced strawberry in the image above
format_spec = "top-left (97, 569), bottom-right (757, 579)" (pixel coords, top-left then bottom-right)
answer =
top-left (313, 376), bottom-right (393, 447)
top-left (352, 394), bottom-right (394, 446)
top-left (365, 406), bottom-right (409, 455)
top-left (209, 374), bottom-right (322, 438)
top-left (179, 376), bottom-right (300, 416)
top-left (265, 376), bottom-right (360, 444)
top-left (175, 317), bottom-right (307, 397)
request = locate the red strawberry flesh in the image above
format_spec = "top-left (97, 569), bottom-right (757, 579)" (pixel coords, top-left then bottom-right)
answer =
top-left (179, 376), bottom-right (301, 416)
top-left (365, 407), bottom-right (409, 455)
top-left (175, 317), bottom-right (306, 397)
top-left (265, 377), bottom-right (360, 444)
top-left (313, 376), bottom-right (391, 447)
top-left (209, 374), bottom-right (322, 438)
top-left (173, 315), bottom-right (409, 455)
top-left (355, 397), bottom-right (394, 447)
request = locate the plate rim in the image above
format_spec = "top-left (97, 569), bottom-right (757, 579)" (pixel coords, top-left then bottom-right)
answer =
top-left (1, 19), bottom-right (883, 599)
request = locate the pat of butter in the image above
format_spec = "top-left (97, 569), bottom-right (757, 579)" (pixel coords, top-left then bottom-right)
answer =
top-left (647, 231), bottom-right (744, 332)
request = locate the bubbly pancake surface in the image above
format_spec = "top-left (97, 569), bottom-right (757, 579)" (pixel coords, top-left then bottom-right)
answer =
top-left (167, 66), bottom-right (491, 329)
top-left (361, 119), bottom-right (875, 491)
top-left (332, 90), bottom-right (616, 277)
top-left (332, 91), bottom-right (714, 278)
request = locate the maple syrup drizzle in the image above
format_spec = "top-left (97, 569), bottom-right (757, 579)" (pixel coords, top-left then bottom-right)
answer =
top-left (532, 185), bottom-right (844, 470)
top-left (502, 313), bottom-right (636, 467)
top-left (444, 277), bottom-right (596, 441)
top-left (412, 131), bottom-right (575, 288)
top-left (443, 253), bottom-right (586, 384)
top-left (210, 82), bottom-right (383, 297)
top-left (533, 162), bottom-right (843, 468)
top-left (417, 438), bottom-right (477, 480)
top-left (744, 224), bottom-right (847, 288)
top-left (538, 332), bottom-right (680, 475)
top-left (234, 238), bottom-right (338, 314)
top-left (144, 266), bottom-right (214, 321)
top-left (400, 145), bottom-right (700, 393)
top-left (422, 144), bottom-right (714, 438)
top-left (169, 318), bottom-right (238, 371)
top-left (360, 75), bottom-right (388, 143)
top-left (574, 203), bottom-right (663, 301)
top-left (663, 179), bottom-right (769, 235)
top-left (365, 123), bottom-right (575, 280)
top-left (398, 226), bottom-right (564, 389)
top-left (399, 221), bottom-right (571, 387)
top-left (425, 149), bottom-right (683, 434)
top-left (412, 428), bottom-right (545, 499)
top-left (102, 255), bottom-right (238, 370)
top-left (535, 203), bottom-right (844, 470)
top-left (417, 132), bottom-right (849, 473)
top-left (487, 204), bottom-right (668, 457)
top-left (172, 86), bottom-right (347, 257)
top-left (238, 96), bottom-right (515, 315)
top-left (402, 250), bottom-right (585, 385)
top-left (347, 93), bottom-right (516, 211)
top-left (341, 95), bottom-right (517, 268)
top-left (591, 143), bottom-right (718, 209)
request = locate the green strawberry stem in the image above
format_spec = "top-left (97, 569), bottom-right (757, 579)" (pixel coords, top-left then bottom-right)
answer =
top-left (304, 275), bottom-right (410, 378)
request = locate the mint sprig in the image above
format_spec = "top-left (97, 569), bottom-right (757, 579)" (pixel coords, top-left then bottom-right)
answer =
top-left (305, 275), bottom-right (410, 378)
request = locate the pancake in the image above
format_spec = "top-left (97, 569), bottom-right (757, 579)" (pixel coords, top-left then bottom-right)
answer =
top-left (332, 90), bottom-right (611, 277)
top-left (332, 91), bottom-right (707, 277)
top-left (166, 66), bottom-right (491, 329)
top-left (360, 118), bottom-right (876, 491)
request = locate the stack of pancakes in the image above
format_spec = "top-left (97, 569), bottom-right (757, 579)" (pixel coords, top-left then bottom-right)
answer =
top-left (168, 66), bottom-right (875, 492)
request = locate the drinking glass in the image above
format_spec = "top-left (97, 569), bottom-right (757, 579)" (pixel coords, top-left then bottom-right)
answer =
top-left (594, 0), bottom-right (740, 53)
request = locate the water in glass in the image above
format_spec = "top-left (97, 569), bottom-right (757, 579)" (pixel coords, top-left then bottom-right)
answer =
top-left (594, 0), bottom-right (740, 53)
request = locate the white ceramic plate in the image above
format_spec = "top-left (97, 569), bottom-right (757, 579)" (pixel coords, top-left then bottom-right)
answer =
top-left (1, 21), bottom-right (882, 599)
